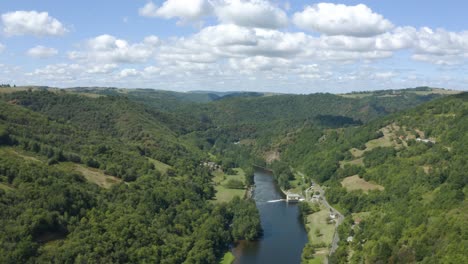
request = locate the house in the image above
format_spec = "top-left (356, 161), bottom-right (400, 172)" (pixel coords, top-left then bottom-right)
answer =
top-left (416, 138), bottom-right (436, 144)
top-left (329, 212), bottom-right (336, 219)
top-left (354, 218), bottom-right (362, 225)
top-left (202, 161), bottom-right (220, 171)
top-left (311, 194), bottom-right (320, 202)
top-left (286, 193), bottom-right (301, 203)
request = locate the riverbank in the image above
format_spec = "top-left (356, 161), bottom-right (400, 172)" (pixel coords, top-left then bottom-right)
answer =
top-left (219, 252), bottom-right (235, 264)
top-left (212, 168), bottom-right (247, 203)
top-left (294, 171), bottom-right (344, 264)
top-left (232, 169), bottom-right (308, 263)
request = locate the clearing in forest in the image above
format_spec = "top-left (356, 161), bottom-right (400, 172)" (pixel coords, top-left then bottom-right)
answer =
top-left (212, 168), bottom-right (246, 203)
top-left (72, 164), bottom-right (122, 189)
top-left (147, 157), bottom-right (172, 174)
top-left (0, 183), bottom-right (15, 192)
top-left (305, 204), bottom-right (335, 258)
top-left (341, 175), bottom-right (384, 193)
top-left (349, 123), bottom-right (406, 159)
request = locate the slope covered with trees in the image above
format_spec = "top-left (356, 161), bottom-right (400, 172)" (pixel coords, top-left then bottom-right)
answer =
top-left (278, 93), bottom-right (467, 263)
top-left (0, 90), bottom-right (262, 263)
top-left (0, 86), bottom-right (464, 263)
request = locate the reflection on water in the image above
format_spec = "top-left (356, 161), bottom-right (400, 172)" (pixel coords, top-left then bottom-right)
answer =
top-left (232, 169), bottom-right (308, 264)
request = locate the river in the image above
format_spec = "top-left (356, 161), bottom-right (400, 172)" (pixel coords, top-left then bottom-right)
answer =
top-left (232, 169), bottom-right (308, 264)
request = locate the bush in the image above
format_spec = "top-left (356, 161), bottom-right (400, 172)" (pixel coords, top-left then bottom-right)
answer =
top-left (225, 179), bottom-right (244, 189)
top-left (86, 158), bottom-right (100, 168)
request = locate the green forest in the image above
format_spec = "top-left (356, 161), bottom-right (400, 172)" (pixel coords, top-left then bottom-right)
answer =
top-left (0, 86), bottom-right (466, 263)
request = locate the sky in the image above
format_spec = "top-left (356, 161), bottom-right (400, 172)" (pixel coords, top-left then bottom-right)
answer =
top-left (0, 0), bottom-right (467, 94)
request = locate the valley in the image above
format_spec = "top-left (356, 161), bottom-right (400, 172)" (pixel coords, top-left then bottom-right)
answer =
top-left (0, 86), bottom-right (466, 263)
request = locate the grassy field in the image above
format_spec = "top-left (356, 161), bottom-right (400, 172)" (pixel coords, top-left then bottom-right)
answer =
top-left (339, 88), bottom-right (461, 99)
top-left (307, 255), bottom-right (325, 264)
top-left (212, 168), bottom-right (246, 203)
top-left (147, 157), bottom-right (172, 174)
top-left (306, 204), bottom-right (335, 245)
top-left (0, 146), bottom-right (123, 189)
top-left (73, 164), bottom-right (121, 188)
top-left (0, 87), bottom-right (35, 94)
top-left (0, 182), bottom-right (14, 192)
top-left (219, 252), bottom-right (235, 264)
top-left (0, 146), bottom-right (43, 163)
top-left (341, 175), bottom-right (384, 193)
top-left (339, 157), bottom-right (364, 168)
top-left (305, 203), bottom-right (335, 259)
top-left (288, 172), bottom-right (306, 194)
top-left (349, 124), bottom-right (403, 158)
top-left (56, 162), bottom-right (122, 189)
top-left (352, 212), bottom-right (371, 224)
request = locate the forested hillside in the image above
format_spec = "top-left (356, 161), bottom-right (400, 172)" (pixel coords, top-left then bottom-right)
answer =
top-left (279, 93), bottom-right (467, 263)
top-left (0, 90), bottom-right (262, 263)
top-left (0, 87), bottom-right (464, 263)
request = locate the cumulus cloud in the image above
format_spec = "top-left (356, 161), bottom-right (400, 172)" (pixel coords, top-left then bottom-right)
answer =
top-left (410, 27), bottom-right (468, 65)
top-left (293, 3), bottom-right (393, 37)
top-left (119, 68), bottom-right (139, 78)
top-left (195, 24), bottom-right (258, 46)
top-left (26, 45), bottom-right (58, 58)
top-left (143, 66), bottom-right (161, 75)
top-left (158, 23), bottom-right (401, 67)
top-left (374, 71), bottom-right (396, 79)
top-left (1, 11), bottom-right (68, 36)
top-left (229, 56), bottom-right (291, 73)
top-left (17, 3), bottom-right (468, 91)
top-left (139, 0), bottom-right (212, 22)
top-left (27, 64), bottom-right (82, 81)
top-left (86, 64), bottom-right (118, 74)
top-left (157, 25), bottom-right (312, 70)
top-left (215, 0), bottom-right (288, 29)
top-left (68, 34), bottom-right (160, 64)
top-left (139, 0), bottom-right (287, 29)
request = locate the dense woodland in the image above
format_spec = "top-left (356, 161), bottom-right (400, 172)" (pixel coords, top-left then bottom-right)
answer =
top-left (279, 94), bottom-right (467, 263)
top-left (0, 86), bottom-right (465, 263)
top-left (0, 90), bottom-right (261, 263)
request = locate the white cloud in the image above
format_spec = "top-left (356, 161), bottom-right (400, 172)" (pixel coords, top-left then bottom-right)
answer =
top-left (17, 5), bottom-right (468, 91)
top-left (375, 26), bottom-right (416, 50)
top-left (215, 0), bottom-right (288, 29)
top-left (26, 45), bottom-right (58, 58)
top-left (374, 71), bottom-right (396, 79)
top-left (1, 11), bottom-right (68, 36)
top-left (293, 3), bottom-right (393, 37)
top-left (159, 24), bottom-right (400, 66)
top-left (229, 56), bottom-right (291, 73)
top-left (139, 2), bottom-right (159, 17)
top-left (157, 25), bottom-right (311, 68)
top-left (410, 27), bottom-right (468, 65)
top-left (86, 64), bottom-right (118, 74)
top-left (139, 0), bottom-right (212, 22)
top-left (195, 24), bottom-right (257, 46)
top-left (143, 66), bottom-right (161, 75)
top-left (119, 68), bottom-right (139, 78)
top-left (0, 43), bottom-right (4, 53)
top-left (69, 34), bottom-right (159, 64)
top-left (27, 64), bottom-right (82, 81)
top-left (139, 0), bottom-right (287, 29)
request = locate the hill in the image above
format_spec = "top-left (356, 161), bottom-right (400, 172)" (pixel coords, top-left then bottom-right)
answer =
top-left (0, 90), bottom-right (262, 263)
top-left (279, 93), bottom-right (467, 263)
top-left (0, 86), bottom-right (464, 263)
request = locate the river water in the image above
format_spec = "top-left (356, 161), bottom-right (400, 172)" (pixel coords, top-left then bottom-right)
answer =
top-left (232, 169), bottom-right (308, 264)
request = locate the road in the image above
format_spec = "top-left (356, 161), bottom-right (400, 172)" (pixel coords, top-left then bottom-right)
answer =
top-left (297, 172), bottom-right (344, 258)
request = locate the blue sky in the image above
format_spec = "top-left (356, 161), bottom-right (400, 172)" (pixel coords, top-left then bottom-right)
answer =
top-left (0, 0), bottom-right (467, 93)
